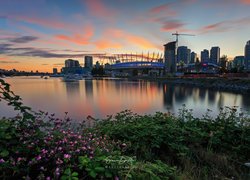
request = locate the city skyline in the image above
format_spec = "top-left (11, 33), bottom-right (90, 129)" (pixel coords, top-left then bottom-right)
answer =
top-left (1, 0), bottom-right (250, 72)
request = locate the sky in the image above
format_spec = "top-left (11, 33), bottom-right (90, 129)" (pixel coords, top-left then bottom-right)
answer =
top-left (0, 0), bottom-right (250, 72)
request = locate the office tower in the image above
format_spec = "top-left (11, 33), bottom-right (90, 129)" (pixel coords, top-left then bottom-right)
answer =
top-left (187, 49), bottom-right (191, 64)
top-left (245, 40), bottom-right (250, 70)
top-left (65, 59), bottom-right (80, 68)
top-left (164, 41), bottom-right (176, 73)
top-left (84, 56), bottom-right (93, 69)
top-left (190, 52), bottom-right (197, 63)
top-left (233, 56), bottom-right (244, 68)
top-left (210, 47), bottom-right (220, 64)
top-left (177, 46), bottom-right (188, 64)
top-left (201, 49), bottom-right (209, 63)
top-left (53, 68), bottom-right (58, 74)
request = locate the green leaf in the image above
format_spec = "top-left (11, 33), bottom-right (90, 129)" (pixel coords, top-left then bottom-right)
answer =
top-left (0, 150), bottom-right (9, 157)
top-left (72, 172), bottom-right (78, 177)
top-left (94, 167), bottom-right (105, 172)
top-left (89, 170), bottom-right (97, 178)
top-left (64, 168), bottom-right (71, 175)
top-left (105, 171), bottom-right (112, 178)
top-left (61, 175), bottom-right (68, 180)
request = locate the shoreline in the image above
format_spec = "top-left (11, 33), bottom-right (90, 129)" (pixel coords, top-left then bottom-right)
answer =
top-left (126, 76), bottom-right (250, 94)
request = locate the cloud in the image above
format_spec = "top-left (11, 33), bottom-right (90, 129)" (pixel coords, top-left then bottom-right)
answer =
top-left (0, 57), bottom-right (19, 64)
top-left (149, 3), bottom-right (177, 16)
top-left (201, 22), bottom-right (226, 32)
top-left (101, 29), bottom-right (158, 50)
top-left (0, 44), bottom-right (13, 53)
top-left (240, 0), bottom-right (250, 4)
top-left (41, 64), bottom-right (48, 65)
top-left (95, 39), bottom-right (122, 50)
top-left (84, 0), bottom-right (117, 20)
top-left (160, 20), bottom-right (185, 31)
top-left (0, 43), bottom-right (105, 58)
top-left (55, 24), bottom-right (94, 45)
top-left (10, 15), bottom-right (67, 30)
top-left (9, 36), bottom-right (38, 43)
top-left (0, 61), bottom-right (19, 64)
top-left (198, 16), bottom-right (250, 34)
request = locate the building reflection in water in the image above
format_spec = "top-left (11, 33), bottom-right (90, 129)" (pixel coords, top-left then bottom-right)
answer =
top-left (84, 80), bottom-right (93, 99)
top-left (64, 81), bottom-right (80, 98)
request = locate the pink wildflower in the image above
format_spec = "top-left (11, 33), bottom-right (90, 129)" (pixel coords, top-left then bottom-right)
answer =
top-left (64, 154), bottom-right (71, 159)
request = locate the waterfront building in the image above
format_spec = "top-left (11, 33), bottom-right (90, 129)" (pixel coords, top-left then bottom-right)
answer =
top-left (65, 59), bottom-right (80, 68)
top-left (190, 52), bottom-right (197, 63)
top-left (95, 61), bottom-right (100, 69)
top-left (201, 49), bottom-right (209, 63)
top-left (245, 40), bottom-right (250, 70)
top-left (62, 59), bottom-right (82, 74)
top-left (53, 68), bottom-right (58, 74)
top-left (187, 49), bottom-right (191, 64)
top-left (164, 41), bottom-right (176, 73)
top-left (177, 46), bottom-right (188, 64)
top-left (84, 56), bottom-right (93, 69)
top-left (210, 47), bottom-right (220, 64)
top-left (233, 56), bottom-right (245, 69)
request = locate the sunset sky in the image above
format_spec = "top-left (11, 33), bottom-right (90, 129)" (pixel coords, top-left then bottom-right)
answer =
top-left (1, 0), bottom-right (250, 72)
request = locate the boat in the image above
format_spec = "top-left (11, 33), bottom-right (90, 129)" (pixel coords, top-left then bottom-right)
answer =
top-left (0, 74), bottom-right (6, 78)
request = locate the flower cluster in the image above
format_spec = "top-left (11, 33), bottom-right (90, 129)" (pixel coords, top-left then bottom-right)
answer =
top-left (0, 112), bottom-right (119, 179)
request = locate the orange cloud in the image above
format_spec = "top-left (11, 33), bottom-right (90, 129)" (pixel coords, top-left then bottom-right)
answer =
top-left (240, 0), bottom-right (250, 4)
top-left (95, 39), bottom-right (122, 49)
top-left (55, 25), bottom-right (94, 45)
top-left (104, 29), bottom-right (157, 49)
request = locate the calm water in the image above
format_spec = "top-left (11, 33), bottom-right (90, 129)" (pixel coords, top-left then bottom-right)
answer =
top-left (0, 76), bottom-right (249, 121)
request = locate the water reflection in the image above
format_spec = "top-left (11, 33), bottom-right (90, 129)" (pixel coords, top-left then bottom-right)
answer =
top-left (65, 81), bottom-right (80, 98)
top-left (85, 80), bottom-right (93, 98)
top-left (0, 77), bottom-right (249, 120)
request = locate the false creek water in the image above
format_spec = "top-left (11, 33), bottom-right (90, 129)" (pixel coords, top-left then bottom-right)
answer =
top-left (0, 76), bottom-right (249, 121)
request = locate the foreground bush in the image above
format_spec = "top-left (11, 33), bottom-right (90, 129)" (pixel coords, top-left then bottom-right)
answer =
top-left (1, 78), bottom-right (250, 179)
top-left (93, 108), bottom-right (250, 179)
top-left (0, 79), bottom-right (176, 179)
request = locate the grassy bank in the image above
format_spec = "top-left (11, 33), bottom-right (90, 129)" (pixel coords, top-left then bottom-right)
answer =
top-left (0, 79), bottom-right (250, 179)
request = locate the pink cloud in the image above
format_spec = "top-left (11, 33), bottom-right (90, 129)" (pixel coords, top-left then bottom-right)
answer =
top-left (84, 0), bottom-right (117, 20)
top-left (240, 0), bottom-right (250, 4)
top-left (11, 15), bottom-right (66, 30)
top-left (161, 20), bottom-right (185, 31)
top-left (198, 16), bottom-right (250, 34)
top-left (149, 3), bottom-right (177, 16)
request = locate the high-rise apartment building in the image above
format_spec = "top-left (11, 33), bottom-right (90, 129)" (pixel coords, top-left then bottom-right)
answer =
top-left (201, 49), bottom-right (209, 63)
top-left (244, 40), bottom-right (250, 70)
top-left (177, 46), bottom-right (189, 64)
top-left (210, 46), bottom-right (220, 64)
top-left (190, 52), bottom-right (197, 63)
top-left (65, 59), bottom-right (80, 68)
top-left (164, 41), bottom-right (176, 73)
top-left (84, 56), bottom-right (93, 69)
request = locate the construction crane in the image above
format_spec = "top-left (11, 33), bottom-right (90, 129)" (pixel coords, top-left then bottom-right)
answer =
top-left (172, 31), bottom-right (195, 47)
